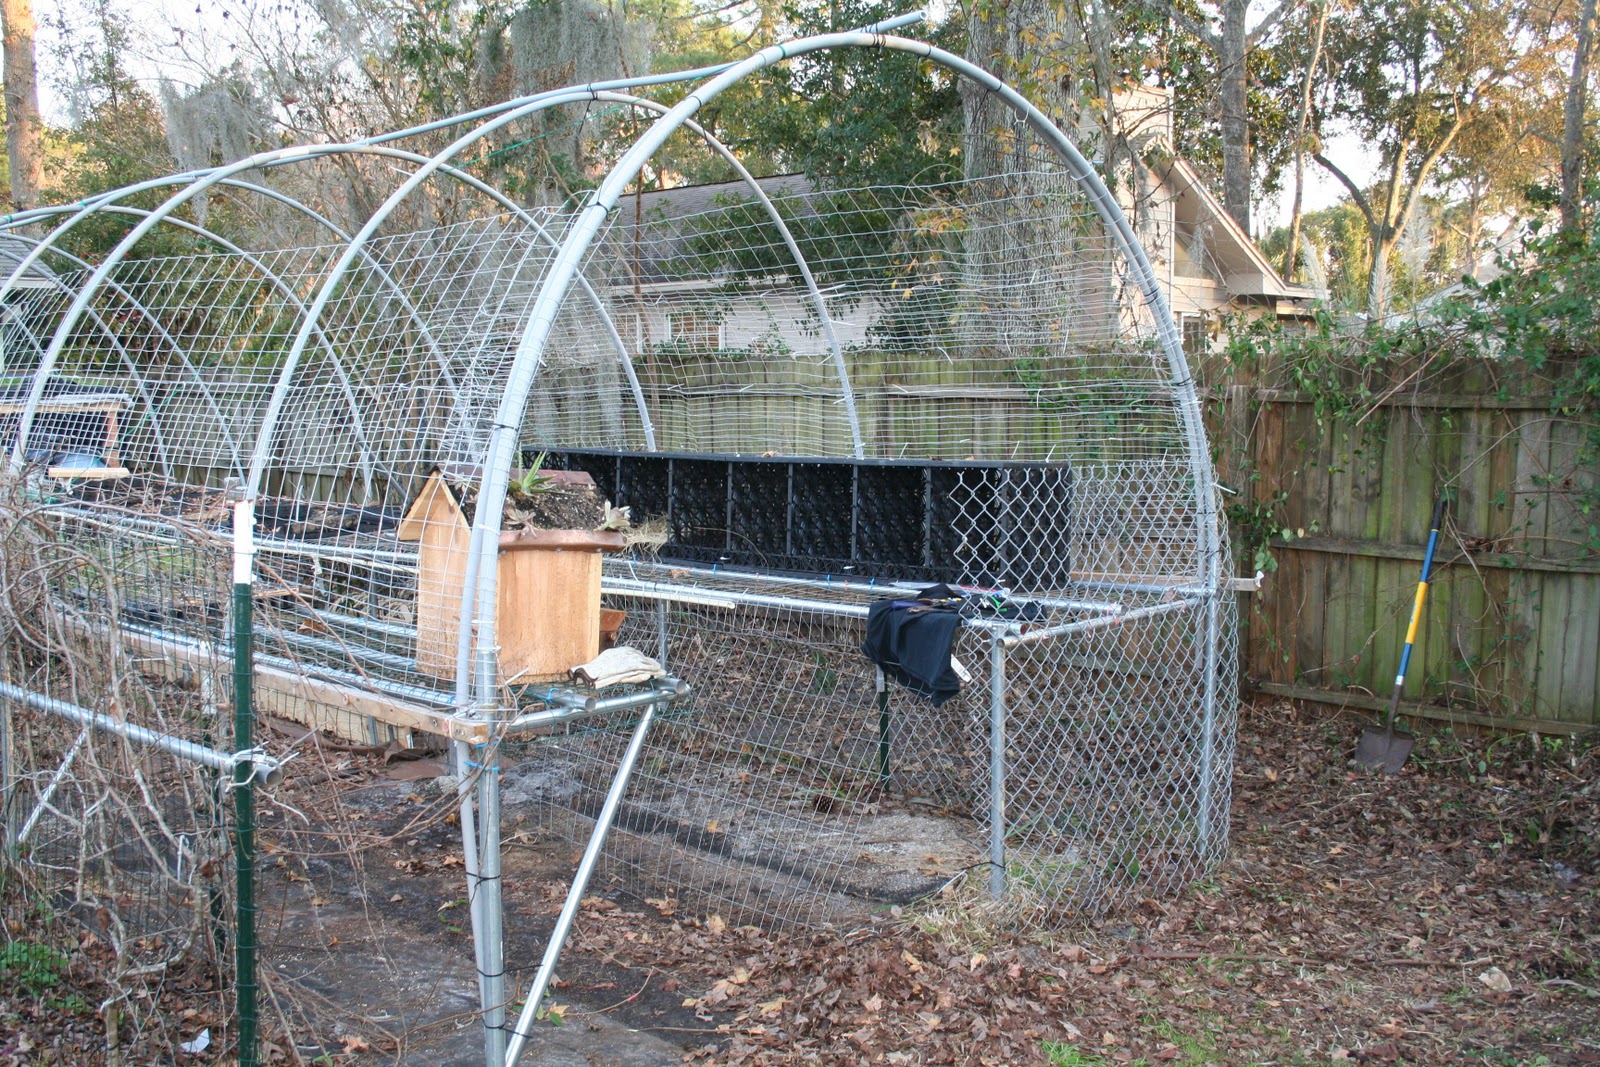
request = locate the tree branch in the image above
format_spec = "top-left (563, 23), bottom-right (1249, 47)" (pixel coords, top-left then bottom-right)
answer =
top-left (1396, 116), bottom-right (1464, 242)
top-left (1247, 0), bottom-right (1304, 47)
top-left (1140, 0), bottom-right (1220, 50)
top-left (1312, 151), bottom-right (1377, 231)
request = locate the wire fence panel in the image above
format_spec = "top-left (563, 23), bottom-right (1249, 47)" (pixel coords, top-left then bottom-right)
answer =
top-left (0, 33), bottom-right (1238, 1066)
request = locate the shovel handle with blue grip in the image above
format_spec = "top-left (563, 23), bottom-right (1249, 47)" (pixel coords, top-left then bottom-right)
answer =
top-left (1357, 496), bottom-right (1446, 772)
top-left (1390, 497), bottom-right (1446, 712)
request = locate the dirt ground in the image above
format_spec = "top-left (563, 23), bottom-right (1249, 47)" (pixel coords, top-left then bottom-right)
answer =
top-left (3, 697), bottom-right (1596, 1066)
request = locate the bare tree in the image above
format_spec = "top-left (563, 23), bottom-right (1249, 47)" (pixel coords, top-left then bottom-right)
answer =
top-left (2, 0), bottom-right (41, 211)
top-left (1561, 0), bottom-right (1596, 231)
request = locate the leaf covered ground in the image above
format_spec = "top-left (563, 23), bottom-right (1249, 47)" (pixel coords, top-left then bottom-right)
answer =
top-left (3, 698), bottom-right (1596, 1066)
top-left (558, 700), bottom-right (1599, 1066)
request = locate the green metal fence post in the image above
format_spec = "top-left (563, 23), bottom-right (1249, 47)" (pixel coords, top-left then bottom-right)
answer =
top-left (231, 500), bottom-right (259, 1067)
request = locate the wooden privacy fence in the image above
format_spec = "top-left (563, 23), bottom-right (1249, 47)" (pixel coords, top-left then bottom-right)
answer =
top-left (1214, 382), bottom-right (1599, 734)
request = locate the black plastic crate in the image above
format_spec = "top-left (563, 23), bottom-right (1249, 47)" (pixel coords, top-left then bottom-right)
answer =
top-left (542, 448), bottom-right (1072, 588)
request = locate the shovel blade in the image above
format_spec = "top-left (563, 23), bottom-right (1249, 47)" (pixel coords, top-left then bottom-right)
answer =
top-left (1355, 724), bottom-right (1414, 774)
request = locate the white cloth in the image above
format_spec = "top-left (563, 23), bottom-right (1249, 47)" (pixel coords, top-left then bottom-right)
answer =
top-left (571, 646), bottom-right (666, 689)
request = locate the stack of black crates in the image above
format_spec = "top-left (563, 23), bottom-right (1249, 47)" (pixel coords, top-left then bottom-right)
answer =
top-left (542, 449), bottom-right (1071, 590)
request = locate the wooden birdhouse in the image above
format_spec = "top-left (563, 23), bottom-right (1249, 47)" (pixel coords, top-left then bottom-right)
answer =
top-left (397, 465), bottom-right (625, 685)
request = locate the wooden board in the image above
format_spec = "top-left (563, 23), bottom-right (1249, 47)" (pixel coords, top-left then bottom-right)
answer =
top-left (497, 541), bottom-right (605, 684)
top-left (62, 614), bottom-right (488, 744)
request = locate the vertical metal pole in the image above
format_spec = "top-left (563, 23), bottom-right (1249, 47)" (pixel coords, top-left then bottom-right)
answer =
top-left (988, 637), bottom-right (1007, 899)
top-left (504, 702), bottom-right (658, 1067)
top-left (231, 500), bottom-right (259, 1067)
top-left (1196, 593), bottom-right (1222, 856)
top-left (875, 667), bottom-right (891, 787)
top-left (452, 740), bottom-right (491, 1034)
top-left (0, 679), bottom-right (16, 855)
top-left (473, 648), bottom-right (507, 1067)
top-left (655, 601), bottom-right (668, 667)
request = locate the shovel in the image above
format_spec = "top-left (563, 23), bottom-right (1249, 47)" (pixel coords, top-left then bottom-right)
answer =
top-left (1356, 496), bottom-right (1446, 774)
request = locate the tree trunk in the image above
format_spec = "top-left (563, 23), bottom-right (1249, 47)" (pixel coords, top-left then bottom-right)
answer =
top-left (1561, 0), bottom-right (1597, 231)
top-left (962, 0), bottom-right (1078, 179)
top-left (1219, 0), bottom-right (1251, 234)
top-left (2, 0), bottom-right (40, 212)
top-left (1367, 231), bottom-right (1393, 317)
top-left (1284, 1), bottom-right (1327, 279)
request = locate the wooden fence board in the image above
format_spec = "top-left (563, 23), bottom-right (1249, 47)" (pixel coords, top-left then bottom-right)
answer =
top-left (1236, 383), bottom-right (1597, 729)
top-left (1559, 576), bottom-right (1600, 723)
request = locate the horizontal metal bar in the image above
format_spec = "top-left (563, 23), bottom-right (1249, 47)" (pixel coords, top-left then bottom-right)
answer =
top-left (1002, 596), bottom-right (1204, 648)
top-left (116, 618), bottom-right (460, 710)
top-left (262, 624), bottom-right (419, 674)
top-left (503, 678), bottom-right (691, 732)
top-left (605, 576), bottom-right (871, 618)
top-left (0, 679), bottom-right (284, 785)
top-left (1067, 576), bottom-right (1211, 597)
top-left (44, 503), bottom-right (419, 572)
top-left (281, 602), bottom-right (418, 641)
top-left (599, 579), bottom-right (739, 610)
top-left (609, 564), bottom-right (1123, 615)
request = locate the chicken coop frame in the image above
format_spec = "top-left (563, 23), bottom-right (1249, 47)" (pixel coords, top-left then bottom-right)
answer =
top-left (0, 19), bottom-right (1240, 1067)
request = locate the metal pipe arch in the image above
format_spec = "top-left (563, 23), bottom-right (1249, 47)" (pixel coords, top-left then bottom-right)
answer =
top-left (5, 204), bottom-right (415, 483)
top-left (239, 92), bottom-right (665, 530)
top-left (467, 31), bottom-right (1231, 970)
top-left (0, 178), bottom-right (410, 489)
top-left (0, 226), bottom-right (185, 474)
top-left (466, 25), bottom-right (1222, 761)
top-left (2, 144), bottom-right (535, 492)
top-left (1, 169), bottom-right (391, 495)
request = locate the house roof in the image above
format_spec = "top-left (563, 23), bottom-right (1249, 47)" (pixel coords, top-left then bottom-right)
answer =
top-left (0, 235), bottom-right (59, 290)
top-left (1155, 154), bottom-right (1320, 303)
top-left (599, 174), bottom-right (818, 287)
top-left (600, 157), bottom-right (1322, 311)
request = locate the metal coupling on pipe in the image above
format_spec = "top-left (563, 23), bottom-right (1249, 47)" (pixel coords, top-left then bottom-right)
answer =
top-left (228, 747), bottom-right (287, 787)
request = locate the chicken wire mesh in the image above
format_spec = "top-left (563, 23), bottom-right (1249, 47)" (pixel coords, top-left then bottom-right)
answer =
top-left (0, 28), bottom-right (1238, 1065)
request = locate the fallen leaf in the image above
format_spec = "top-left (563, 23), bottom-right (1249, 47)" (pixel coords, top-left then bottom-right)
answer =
top-left (1478, 966), bottom-right (1513, 993)
top-left (339, 1035), bottom-right (371, 1054)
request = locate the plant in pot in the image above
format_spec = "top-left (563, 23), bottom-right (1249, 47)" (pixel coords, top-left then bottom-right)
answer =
top-left (397, 456), bottom-right (628, 684)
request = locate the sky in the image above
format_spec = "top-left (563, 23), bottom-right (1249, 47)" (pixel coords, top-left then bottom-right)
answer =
top-left (1263, 132), bottom-right (1377, 234)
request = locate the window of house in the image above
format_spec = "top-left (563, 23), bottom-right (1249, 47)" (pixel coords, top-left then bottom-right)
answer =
top-left (1181, 315), bottom-right (1209, 358)
top-left (667, 309), bottom-right (722, 353)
